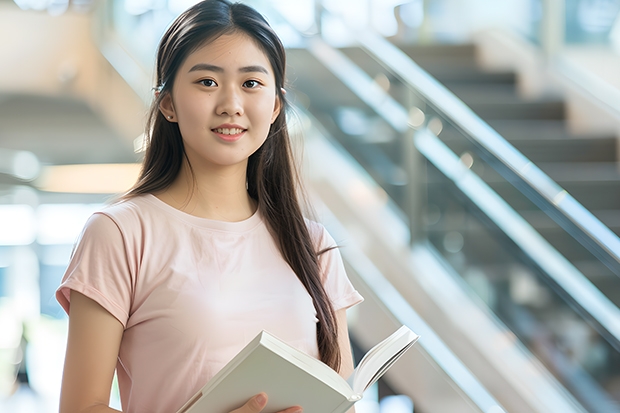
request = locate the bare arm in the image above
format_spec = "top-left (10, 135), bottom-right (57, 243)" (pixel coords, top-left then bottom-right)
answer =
top-left (60, 290), bottom-right (124, 413)
top-left (335, 309), bottom-right (356, 413)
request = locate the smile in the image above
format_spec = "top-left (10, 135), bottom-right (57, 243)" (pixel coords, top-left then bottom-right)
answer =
top-left (212, 127), bottom-right (245, 135)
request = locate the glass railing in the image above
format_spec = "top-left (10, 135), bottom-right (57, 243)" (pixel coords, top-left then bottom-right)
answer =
top-left (297, 105), bottom-right (510, 412)
top-left (258, 5), bottom-right (620, 411)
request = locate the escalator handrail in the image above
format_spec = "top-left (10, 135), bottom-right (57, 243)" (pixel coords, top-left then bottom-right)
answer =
top-left (303, 113), bottom-right (584, 412)
top-left (415, 127), bottom-right (620, 350)
top-left (315, 202), bottom-right (508, 413)
top-left (351, 28), bottom-right (620, 271)
top-left (247, 2), bottom-right (620, 348)
top-left (288, 31), bottom-right (620, 346)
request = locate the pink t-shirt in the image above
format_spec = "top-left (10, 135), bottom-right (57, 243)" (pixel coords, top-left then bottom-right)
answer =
top-left (56, 194), bottom-right (363, 413)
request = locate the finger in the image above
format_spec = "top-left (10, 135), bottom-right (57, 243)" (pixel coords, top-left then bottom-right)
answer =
top-left (231, 392), bottom-right (267, 413)
top-left (278, 406), bottom-right (303, 413)
top-left (250, 393), bottom-right (268, 411)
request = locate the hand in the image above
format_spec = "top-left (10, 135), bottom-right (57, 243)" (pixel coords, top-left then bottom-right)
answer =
top-left (229, 393), bottom-right (302, 413)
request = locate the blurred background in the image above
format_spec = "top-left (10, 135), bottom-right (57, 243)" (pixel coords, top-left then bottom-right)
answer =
top-left (1, 0), bottom-right (620, 412)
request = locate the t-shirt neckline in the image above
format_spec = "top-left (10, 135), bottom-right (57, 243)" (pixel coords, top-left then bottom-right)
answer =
top-left (143, 193), bottom-right (262, 232)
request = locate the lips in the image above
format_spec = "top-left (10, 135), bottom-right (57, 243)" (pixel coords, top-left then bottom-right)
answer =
top-left (211, 124), bottom-right (247, 142)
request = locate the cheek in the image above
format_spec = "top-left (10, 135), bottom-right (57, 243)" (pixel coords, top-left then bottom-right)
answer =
top-left (255, 95), bottom-right (278, 124)
top-left (179, 95), bottom-right (210, 121)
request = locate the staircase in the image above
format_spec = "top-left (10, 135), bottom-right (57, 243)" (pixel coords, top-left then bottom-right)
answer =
top-left (397, 43), bottom-right (620, 302)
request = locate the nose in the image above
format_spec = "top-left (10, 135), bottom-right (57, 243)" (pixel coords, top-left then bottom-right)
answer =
top-left (215, 86), bottom-right (244, 117)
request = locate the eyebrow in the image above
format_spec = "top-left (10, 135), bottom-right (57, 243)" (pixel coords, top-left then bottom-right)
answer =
top-left (188, 63), bottom-right (269, 75)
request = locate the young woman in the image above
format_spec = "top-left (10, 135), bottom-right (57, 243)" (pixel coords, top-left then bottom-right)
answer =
top-left (56, 1), bottom-right (363, 412)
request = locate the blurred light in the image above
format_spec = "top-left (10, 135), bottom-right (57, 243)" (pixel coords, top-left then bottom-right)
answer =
top-left (336, 107), bottom-right (369, 136)
top-left (36, 204), bottom-right (101, 245)
top-left (0, 149), bottom-right (41, 181)
top-left (459, 152), bottom-right (474, 169)
top-left (428, 117), bottom-right (444, 135)
top-left (13, 151), bottom-right (41, 181)
top-left (379, 395), bottom-right (413, 412)
top-left (0, 205), bottom-right (36, 246)
top-left (443, 231), bottom-right (464, 253)
top-left (407, 106), bottom-right (425, 128)
top-left (398, 0), bottom-right (424, 28)
top-left (36, 164), bottom-right (140, 194)
top-left (373, 73), bottom-right (390, 92)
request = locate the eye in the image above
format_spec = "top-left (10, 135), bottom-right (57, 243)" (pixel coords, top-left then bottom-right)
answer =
top-left (243, 79), bottom-right (261, 89)
top-left (199, 79), bottom-right (217, 87)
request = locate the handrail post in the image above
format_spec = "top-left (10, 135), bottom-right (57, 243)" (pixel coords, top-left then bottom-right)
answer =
top-left (419, 0), bottom-right (433, 44)
top-left (403, 93), bottom-right (426, 246)
top-left (541, 0), bottom-right (565, 58)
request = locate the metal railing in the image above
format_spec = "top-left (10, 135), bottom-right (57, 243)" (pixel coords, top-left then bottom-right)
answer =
top-left (296, 26), bottom-right (620, 351)
top-left (258, 4), bottom-right (620, 410)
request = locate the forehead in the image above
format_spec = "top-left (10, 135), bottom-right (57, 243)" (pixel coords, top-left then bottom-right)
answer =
top-left (182, 31), bottom-right (273, 72)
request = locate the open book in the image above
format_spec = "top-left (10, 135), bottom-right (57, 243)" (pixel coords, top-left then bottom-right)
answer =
top-left (176, 326), bottom-right (419, 413)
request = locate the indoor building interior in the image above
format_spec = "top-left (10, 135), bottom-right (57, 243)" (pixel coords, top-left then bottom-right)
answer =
top-left (1, 0), bottom-right (620, 412)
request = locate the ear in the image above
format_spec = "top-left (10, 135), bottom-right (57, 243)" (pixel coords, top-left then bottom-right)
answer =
top-left (159, 93), bottom-right (177, 122)
top-left (270, 94), bottom-right (282, 124)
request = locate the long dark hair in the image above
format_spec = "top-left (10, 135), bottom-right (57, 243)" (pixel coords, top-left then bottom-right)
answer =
top-left (124, 0), bottom-right (340, 371)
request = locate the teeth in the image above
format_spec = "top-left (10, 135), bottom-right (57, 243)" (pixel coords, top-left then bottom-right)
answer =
top-left (214, 128), bottom-right (244, 135)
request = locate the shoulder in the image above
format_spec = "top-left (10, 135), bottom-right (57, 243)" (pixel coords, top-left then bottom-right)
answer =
top-left (100, 195), bottom-right (149, 222)
top-left (77, 195), bottom-right (157, 245)
top-left (304, 218), bottom-right (338, 250)
top-left (93, 194), bottom-right (161, 232)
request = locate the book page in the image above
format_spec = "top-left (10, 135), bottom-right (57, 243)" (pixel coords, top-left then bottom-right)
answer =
top-left (348, 326), bottom-right (419, 395)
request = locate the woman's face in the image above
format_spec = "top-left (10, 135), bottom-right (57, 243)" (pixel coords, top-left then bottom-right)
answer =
top-left (161, 31), bottom-right (281, 172)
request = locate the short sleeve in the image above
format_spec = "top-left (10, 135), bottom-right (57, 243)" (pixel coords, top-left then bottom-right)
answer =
top-left (313, 223), bottom-right (364, 311)
top-left (56, 212), bottom-right (134, 327)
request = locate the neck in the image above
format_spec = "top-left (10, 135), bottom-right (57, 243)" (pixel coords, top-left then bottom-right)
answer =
top-left (156, 160), bottom-right (256, 222)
